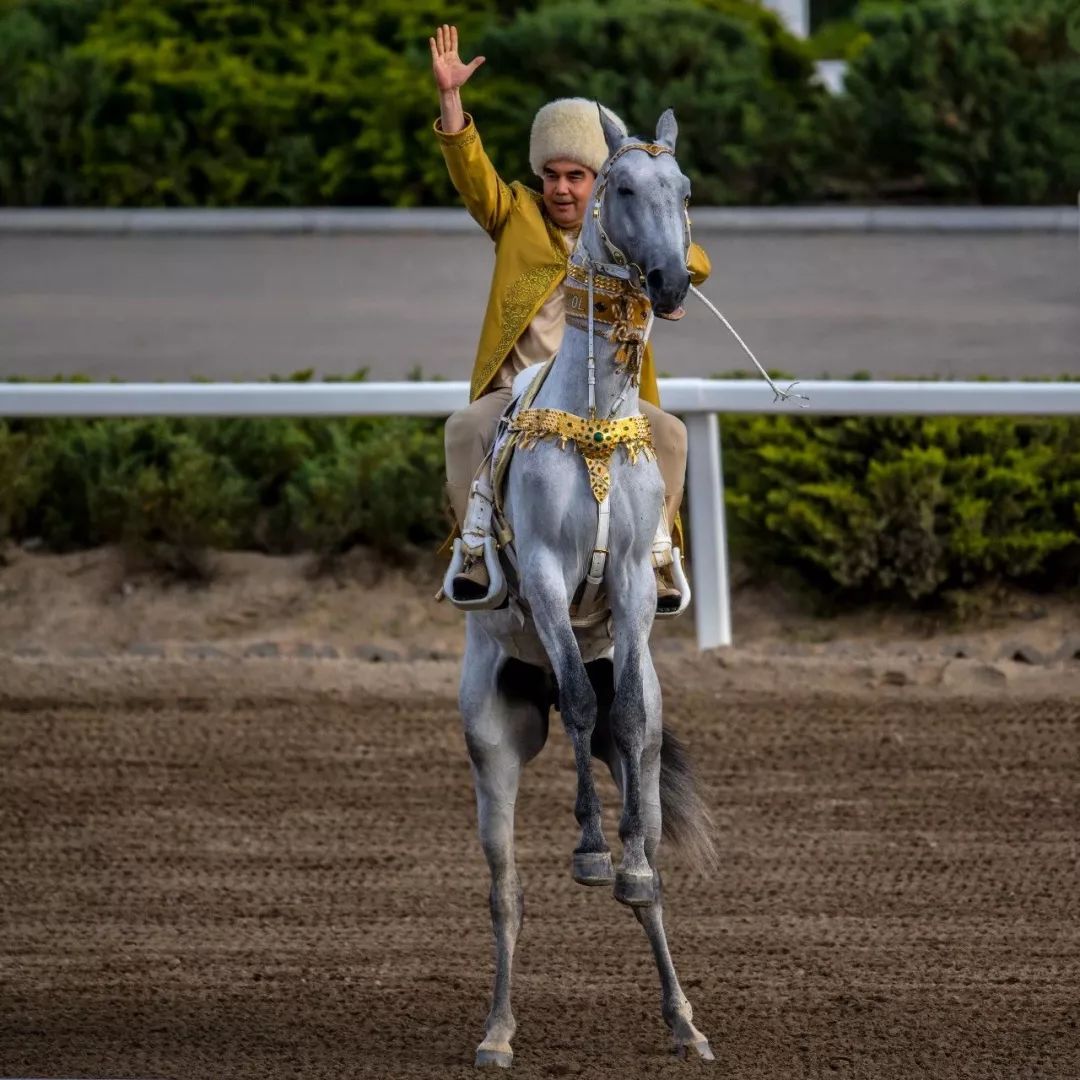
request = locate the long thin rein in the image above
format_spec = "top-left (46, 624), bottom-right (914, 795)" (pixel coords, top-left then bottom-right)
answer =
top-left (587, 270), bottom-right (810, 412)
top-left (688, 285), bottom-right (808, 407)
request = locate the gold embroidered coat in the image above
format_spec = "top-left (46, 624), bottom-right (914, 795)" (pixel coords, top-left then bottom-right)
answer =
top-left (434, 112), bottom-right (713, 404)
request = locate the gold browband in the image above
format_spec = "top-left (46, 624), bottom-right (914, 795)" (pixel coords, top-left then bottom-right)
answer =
top-left (508, 408), bottom-right (655, 502)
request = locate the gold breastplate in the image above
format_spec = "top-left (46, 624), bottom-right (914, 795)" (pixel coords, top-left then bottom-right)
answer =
top-left (508, 408), bottom-right (655, 502)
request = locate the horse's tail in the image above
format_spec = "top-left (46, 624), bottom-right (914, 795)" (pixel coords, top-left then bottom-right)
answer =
top-left (660, 725), bottom-right (718, 871)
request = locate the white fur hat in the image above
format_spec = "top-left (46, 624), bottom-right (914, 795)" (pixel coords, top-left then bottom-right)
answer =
top-left (529, 97), bottom-right (628, 177)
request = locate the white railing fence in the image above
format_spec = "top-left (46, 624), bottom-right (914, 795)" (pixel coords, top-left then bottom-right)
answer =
top-left (5, 378), bottom-right (1080, 650)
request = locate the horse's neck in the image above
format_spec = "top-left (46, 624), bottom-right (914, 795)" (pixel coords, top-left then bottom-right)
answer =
top-left (539, 323), bottom-right (636, 419)
top-left (539, 224), bottom-right (645, 419)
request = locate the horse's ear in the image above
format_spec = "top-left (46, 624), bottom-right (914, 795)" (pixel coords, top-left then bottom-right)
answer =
top-left (597, 104), bottom-right (625, 159)
top-left (655, 108), bottom-right (678, 151)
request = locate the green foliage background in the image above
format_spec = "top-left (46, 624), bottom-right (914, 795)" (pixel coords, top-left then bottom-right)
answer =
top-left (3, 376), bottom-right (1080, 605)
top-left (1, 0), bottom-right (1077, 206)
top-left (722, 410), bottom-right (1080, 603)
top-left (830, 0), bottom-right (1080, 202)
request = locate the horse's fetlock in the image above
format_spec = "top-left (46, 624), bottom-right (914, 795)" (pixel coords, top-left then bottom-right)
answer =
top-left (664, 1000), bottom-right (694, 1033)
top-left (484, 1010), bottom-right (516, 1043)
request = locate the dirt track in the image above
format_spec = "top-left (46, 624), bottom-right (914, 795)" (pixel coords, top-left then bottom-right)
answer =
top-left (2, 658), bottom-right (1077, 1080)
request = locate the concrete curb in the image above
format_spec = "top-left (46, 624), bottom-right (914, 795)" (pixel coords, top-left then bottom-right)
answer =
top-left (0, 206), bottom-right (1076, 235)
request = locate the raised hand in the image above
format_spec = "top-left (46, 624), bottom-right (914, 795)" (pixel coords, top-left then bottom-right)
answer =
top-left (429, 24), bottom-right (485, 93)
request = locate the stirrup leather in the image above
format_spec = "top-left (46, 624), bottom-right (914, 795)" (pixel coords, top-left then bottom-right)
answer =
top-left (443, 475), bottom-right (507, 611)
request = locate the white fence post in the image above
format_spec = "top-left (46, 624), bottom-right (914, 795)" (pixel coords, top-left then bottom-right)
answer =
top-left (684, 412), bottom-right (732, 649)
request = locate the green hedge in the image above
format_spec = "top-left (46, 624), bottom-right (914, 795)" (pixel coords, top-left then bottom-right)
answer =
top-left (471, 0), bottom-right (825, 205)
top-left (0, 0), bottom-right (822, 207)
top-left (4, 376), bottom-right (1080, 604)
top-left (0, 0), bottom-right (511, 207)
top-left (4, 0), bottom-right (1074, 207)
top-left (830, 0), bottom-right (1080, 202)
top-left (0, 374), bottom-right (448, 572)
top-left (721, 410), bottom-right (1080, 602)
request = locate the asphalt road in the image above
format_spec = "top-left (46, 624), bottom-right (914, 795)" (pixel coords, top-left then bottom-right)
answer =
top-left (1, 231), bottom-right (1077, 382)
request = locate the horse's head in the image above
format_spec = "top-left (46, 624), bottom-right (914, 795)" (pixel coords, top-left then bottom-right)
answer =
top-left (592, 107), bottom-right (692, 320)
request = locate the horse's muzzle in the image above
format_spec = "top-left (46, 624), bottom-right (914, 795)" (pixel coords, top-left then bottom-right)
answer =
top-left (646, 266), bottom-right (691, 320)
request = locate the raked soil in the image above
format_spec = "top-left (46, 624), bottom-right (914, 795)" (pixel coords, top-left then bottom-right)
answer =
top-left (1, 654), bottom-right (1077, 1079)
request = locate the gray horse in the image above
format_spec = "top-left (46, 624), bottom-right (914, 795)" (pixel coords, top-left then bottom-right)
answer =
top-left (458, 107), bottom-right (716, 1068)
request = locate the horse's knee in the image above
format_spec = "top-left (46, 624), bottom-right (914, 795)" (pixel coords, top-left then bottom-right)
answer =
top-left (558, 676), bottom-right (598, 735)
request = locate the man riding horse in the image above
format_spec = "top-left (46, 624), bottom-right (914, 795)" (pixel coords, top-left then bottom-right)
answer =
top-left (430, 24), bottom-right (712, 614)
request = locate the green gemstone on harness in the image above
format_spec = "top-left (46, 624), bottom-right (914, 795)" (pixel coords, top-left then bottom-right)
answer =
top-left (594, 431), bottom-right (604, 442)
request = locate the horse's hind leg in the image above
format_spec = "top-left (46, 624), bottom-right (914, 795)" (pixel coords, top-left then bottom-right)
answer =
top-left (524, 558), bottom-right (613, 886)
top-left (590, 658), bottom-right (715, 1063)
top-left (461, 623), bottom-right (550, 1068)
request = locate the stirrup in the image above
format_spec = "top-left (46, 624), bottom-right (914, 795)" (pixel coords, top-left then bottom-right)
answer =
top-left (654, 546), bottom-right (691, 619)
top-left (442, 537), bottom-right (507, 612)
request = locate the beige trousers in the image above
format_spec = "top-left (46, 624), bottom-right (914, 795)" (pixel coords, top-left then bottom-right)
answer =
top-left (444, 387), bottom-right (687, 532)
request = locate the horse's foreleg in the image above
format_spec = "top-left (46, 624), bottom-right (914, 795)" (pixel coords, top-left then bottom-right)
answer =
top-left (607, 572), bottom-right (662, 907)
top-left (525, 559), bottom-right (612, 885)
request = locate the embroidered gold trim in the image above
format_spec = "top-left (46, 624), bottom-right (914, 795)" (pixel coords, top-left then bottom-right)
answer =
top-left (435, 115), bottom-right (480, 149)
top-left (474, 261), bottom-right (565, 399)
top-left (509, 408), bottom-right (655, 502)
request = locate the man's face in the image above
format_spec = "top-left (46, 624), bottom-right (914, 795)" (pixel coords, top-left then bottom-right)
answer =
top-left (541, 159), bottom-right (595, 229)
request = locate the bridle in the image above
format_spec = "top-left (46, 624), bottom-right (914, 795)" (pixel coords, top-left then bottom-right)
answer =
top-left (568, 140), bottom-right (692, 420)
top-left (572, 139), bottom-right (807, 411)
top-left (586, 140), bottom-right (693, 292)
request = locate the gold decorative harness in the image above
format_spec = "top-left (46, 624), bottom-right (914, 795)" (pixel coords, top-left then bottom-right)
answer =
top-left (564, 261), bottom-right (652, 384)
top-left (509, 409), bottom-right (655, 502)
top-left (507, 257), bottom-right (656, 504)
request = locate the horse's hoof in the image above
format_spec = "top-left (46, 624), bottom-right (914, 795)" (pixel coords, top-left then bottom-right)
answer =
top-left (613, 869), bottom-right (656, 906)
top-left (572, 850), bottom-right (615, 886)
top-left (674, 1038), bottom-right (715, 1062)
top-left (475, 1045), bottom-right (513, 1068)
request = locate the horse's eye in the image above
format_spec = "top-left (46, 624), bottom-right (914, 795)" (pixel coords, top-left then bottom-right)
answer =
top-left (618, 186), bottom-right (634, 197)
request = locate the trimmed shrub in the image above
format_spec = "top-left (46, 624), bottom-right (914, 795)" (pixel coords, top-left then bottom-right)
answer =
top-left (473, 0), bottom-right (826, 205)
top-left (4, 397), bottom-right (449, 574)
top-left (722, 411), bottom-right (1080, 602)
top-left (5, 373), bottom-right (1080, 602)
top-left (0, 0), bottom-right (824, 207)
top-left (283, 417), bottom-right (446, 561)
top-left (4, 0), bottom-right (1077, 207)
top-left (828, 0), bottom-right (1080, 203)
top-left (0, 0), bottom-right (510, 206)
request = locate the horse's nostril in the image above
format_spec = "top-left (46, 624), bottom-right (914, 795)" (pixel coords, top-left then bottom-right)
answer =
top-left (646, 269), bottom-right (665, 293)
